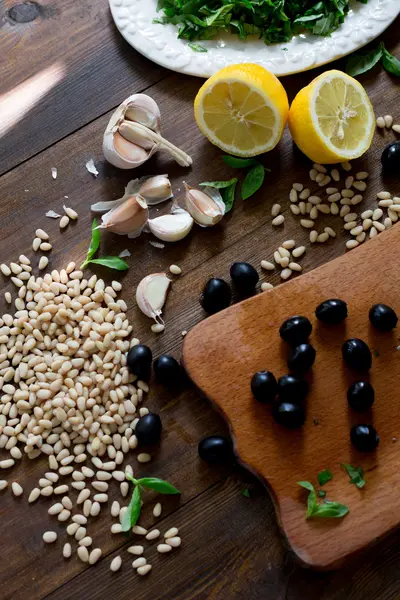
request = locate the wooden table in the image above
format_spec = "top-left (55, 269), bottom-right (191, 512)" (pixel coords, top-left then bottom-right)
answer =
top-left (0, 2), bottom-right (399, 599)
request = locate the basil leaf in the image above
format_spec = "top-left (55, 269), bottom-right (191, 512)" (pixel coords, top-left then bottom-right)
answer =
top-left (241, 163), bottom-right (265, 200)
top-left (382, 48), bottom-right (400, 77)
top-left (188, 42), bottom-right (207, 53)
top-left (310, 502), bottom-right (349, 519)
top-left (121, 485), bottom-right (141, 531)
top-left (241, 488), bottom-right (250, 498)
top-left (317, 469), bottom-right (332, 486)
top-left (298, 481), bottom-right (317, 517)
top-left (222, 179), bottom-right (238, 213)
top-left (222, 155), bottom-right (260, 169)
top-left (137, 477), bottom-right (181, 495)
top-left (200, 178), bottom-right (238, 189)
top-left (318, 490), bottom-right (326, 498)
top-left (88, 257), bottom-right (129, 271)
top-left (87, 218), bottom-right (101, 260)
top-left (345, 43), bottom-right (383, 77)
top-left (341, 463), bottom-right (365, 489)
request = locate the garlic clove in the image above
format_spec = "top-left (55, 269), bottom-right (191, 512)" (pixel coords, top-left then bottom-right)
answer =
top-left (184, 184), bottom-right (225, 227)
top-left (124, 95), bottom-right (161, 132)
top-left (119, 121), bottom-right (156, 151)
top-left (103, 130), bottom-right (152, 170)
top-left (138, 175), bottom-right (173, 205)
top-left (136, 273), bottom-right (171, 322)
top-left (148, 207), bottom-right (193, 242)
top-left (99, 194), bottom-right (148, 238)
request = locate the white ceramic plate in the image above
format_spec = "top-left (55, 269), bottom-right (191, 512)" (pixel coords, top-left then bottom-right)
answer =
top-left (109, 0), bottom-right (399, 78)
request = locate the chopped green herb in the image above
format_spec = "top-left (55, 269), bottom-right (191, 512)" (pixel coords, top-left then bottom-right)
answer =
top-left (313, 418), bottom-right (319, 425)
top-left (317, 469), bottom-right (333, 486)
top-left (341, 463), bottom-right (365, 489)
top-left (188, 42), bottom-right (208, 53)
top-left (373, 349), bottom-right (380, 357)
top-left (155, 0), bottom-right (368, 46)
top-left (200, 178), bottom-right (238, 189)
top-left (298, 481), bottom-right (349, 520)
top-left (80, 219), bottom-right (129, 271)
top-left (318, 489), bottom-right (326, 498)
top-left (242, 488), bottom-right (251, 498)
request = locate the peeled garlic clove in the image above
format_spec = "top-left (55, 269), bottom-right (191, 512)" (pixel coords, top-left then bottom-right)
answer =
top-left (124, 94), bottom-right (161, 133)
top-left (184, 184), bottom-right (225, 227)
top-left (148, 208), bottom-right (193, 242)
top-left (100, 194), bottom-right (148, 237)
top-left (136, 273), bottom-right (171, 322)
top-left (139, 175), bottom-right (173, 205)
top-left (119, 120), bottom-right (156, 151)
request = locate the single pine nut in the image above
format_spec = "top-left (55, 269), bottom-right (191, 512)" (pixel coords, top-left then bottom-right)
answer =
top-left (378, 199), bottom-right (393, 208)
top-left (28, 488), bottom-right (40, 503)
top-left (151, 323), bottom-right (165, 334)
top-left (300, 219), bottom-right (314, 229)
top-left (281, 268), bottom-right (292, 280)
top-left (146, 529), bottom-right (160, 540)
top-left (271, 203), bottom-right (281, 217)
top-left (309, 207), bottom-right (318, 220)
top-left (341, 189), bottom-right (354, 198)
top-left (331, 169), bottom-right (340, 181)
top-left (157, 544), bottom-right (172, 553)
top-left (278, 247), bottom-right (290, 258)
top-left (377, 191), bottom-right (391, 199)
top-left (166, 536), bottom-right (181, 548)
top-left (164, 527), bottom-right (179, 539)
top-left (289, 189), bottom-right (298, 202)
top-left (0, 480), bottom-right (8, 491)
top-left (40, 242), bottom-right (52, 252)
top-left (392, 124), bottom-right (400, 134)
top-left (315, 173), bottom-right (324, 183)
top-left (313, 163), bottom-right (327, 173)
top-left (384, 115), bottom-right (393, 128)
top-left (75, 526), bottom-right (87, 541)
top-left (132, 526), bottom-right (147, 535)
top-left (308, 196), bottom-right (321, 205)
top-left (12, 482), bottom-right (23, 496)
top-left (72, 514), bottom-right (87, 525)
top-left (344, 213), bottom-right (358, 222)
top-left (0, 263), bottom-right (11, 276)
top-left (153, 502), bottom-right (162, 518)
top-left (36, 229), bottom-right (49, 240)
top-left (261, 260), bottom-right (274, 271)
top-left (64, 206), bottom-right (78, 220)
top-left (128, 545), bottom-right (144, 555)
top-left (341, 161), bottom-right (352, 171)
top-left (110, 556), bottom-right (122, 572)
top-left (89, 548), bottom-right (102, 565)
top-left (318, 175), bottom-right (331, 187)
top-left (376, 116), bottom-right (385, 128)
top-left (280, 257), bottom-right (289, 268)
top-left (350, 226), bottom-right (363, 236)
top-left (290, 204), bottom-right (300, 215)
top-left (330, 203), bottom-right (339, 215)
top-left (272, 215), bottom-right (284, 226)
top-left (353, 181), bottom-right (367, 192)
top-left (317, 232), bottom-right (329, 243)
top-left (60, 216), bottom-right (70, 229)
top-left (361, 209), bottom-right (373, 219)
top-left (293, 183), bottom-right (303, 192)
top-left (373, 208), bottom-right (383, 220)
top-left (63, 543), bottom-right (72, 558)
top-left (357, 232), bottom-right (367, 242)
top-left (325, 227), bottom-right (336, 238)
top-left (288, 262), bottom-right (302, 272)
top-left (78, 536), bottom-right (92, 547)
top-left (169, 265), bottom-right (182, 276)
top-left (309, 230), bottom-right (318, 243)
top-left (340, 206), bottom-right (350, 219)
top-left (370, 226), bottom-right (378, 238)
top-left (309, 168), bottom-right (317, 181)
top-left (66, 522), bottom-right (79, 536)
top-left (137, 565), bottom-right (152, 576)
top-left (344, 221), bottom-right (357, 230)
top-left (345, 176), bottom-right (354, 189)
top-left (91, 502), bottom-right (101, 517)
top-left (43, 531), bottom-right (57, 543)
top-left (58, 509), bottom-right (71, 522)
top-left (77, 546), bottom-right (89, 563)
top-left (373, 221), bottom-right (385, 232)
top-left (328, 193), bottom-right (341, 203)
top-left (384, 217), bottom-right (392, 229)
top-left (39, 256), bottom-right (49, 270)
top-left (292, 246), bottom-right (306, 258)
top-left (4, 292), bottom-right (11, 304)
top-left (132, 557), bottom-right (147, 568)
top-left (316, 204), bottom-right (330, 214)
top-left (137, 453), bottom-right (151, 463)
top-left (93, 493), bottom-right (108, 503)
top-left (261, 283), bottom-right (274, 291)
top-left (355, 171), bottom-right (368, 180)
top-left (299, 188), bottom-right (311, 200)
top-left (111, 524), bottom-right (123, 534)
top-left (346, 239), bottom-right (359, 249)
top-left (48, 503), bottom-right (63, 515)
top-left (351, 195), bottom-right (363, 206)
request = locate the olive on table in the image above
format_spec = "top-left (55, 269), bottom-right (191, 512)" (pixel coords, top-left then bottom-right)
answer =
top-left (135, 413), bottom-right (162, 445)
top-left (153, 355), bottom-right (181, 385)
top-left (198, 436), bottom-right (233, 464)
top-left (381, 141), bottom-right (400, 174)
top-left (288, 343), bottom-right (316, 372)
top-left (347, 381), bottom-right (375, 412)
top-left (127, 344), bottom-right (153, 380)
top-left (342, 338), bottom-right (372, 371)
top-left (315, 299), bottom-right (348, 324)
top-left (272, 401), bottom-right (305, 429)
top-left (369, 303), bottom-right (398, 332)
top-left (201, 278), bottom-right (232, 315)
top-left (350, 424), bottom-right (379, 452)
top-left (230, 262), bottom-right (259, 297)
top-left (279, 316), bottom-right (312, 345)
top-left (251, 371), bottom-right (277, 403)
top-left (277, 374), bottom-right (308, 402)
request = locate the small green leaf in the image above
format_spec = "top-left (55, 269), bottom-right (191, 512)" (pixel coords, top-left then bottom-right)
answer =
top-left (382, 48), bottom-right (400, 77)
top-left (317, 469), bottom-right (333, 486)
top-left (345, 43), bottom-right (383, 77)
top-left (241, 488), bottom-right (251, 498)
top-left (222, 179), bottom-right (238, 213)
top-left (318, 490), bottom-right (326, 498)
top-left (373, 348), bottom-right (380, 357)
top-left (313, 418), bottom-right (319, 425)
top-left (341, 463), bottom-right (365, 489)
top-left (121, 485), bottom-right (141, 531)
top-left (241, 164), bottom-right (265, 200)
top-left (88, 257), bottom-right (129, 271)
top-left (188, 42), bottom-right (208, 53)
top-left (310, 502), bottom-right (349, 519)
top-left (126, 473), bottom-right (137, 486)
top-left (298, 481), bottom-right (318, 518)
top-left (199, 178), bottom-right (238, 189)
top-left (137, 477), bottom-right (181, 495)
top-left (88, 218), bottom-right (101, 260)
top-left (222, 155), bottom-right (260, 169)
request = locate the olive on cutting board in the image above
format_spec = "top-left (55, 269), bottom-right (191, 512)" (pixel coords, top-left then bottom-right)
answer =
top-left (272, 402), bottom-right (305, 429)
top-left (251, 371), bottom-right (277, 403)
top-left (350, 424), bottom-right (379, 452)
top-left (198, 436), bottom-right (233, 464)
top-left (347, 381), bottom-right (375, 412)
top-left (277, 374), bottom-right (308, 402)
top-left (153, 354), bottom-right (181, 385)
top-left (127, 344), bottom-right (153, 380)
top-left (288, 343), bottom-right (316, 372)
top-left (279, 316), bottom-right (312, 345)
top-left (369, 303), bottom-right (398, 332)
top-left (315, 298), bottom-right (348, 324)
top-left (342, 338), bottom-right (372, 371)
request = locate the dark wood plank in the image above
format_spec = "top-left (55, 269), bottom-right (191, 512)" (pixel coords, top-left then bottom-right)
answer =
top-left (0, 0), bottom-right (166, 175)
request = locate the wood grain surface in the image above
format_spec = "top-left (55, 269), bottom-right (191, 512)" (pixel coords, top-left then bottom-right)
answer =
top-left (183, 225), bottom-right (400, 570)
top-left (0, 1), bottom-right (399, 598)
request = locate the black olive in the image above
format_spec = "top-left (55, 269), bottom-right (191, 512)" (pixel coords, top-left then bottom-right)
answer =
top-left (279, 316), bottom-right (312, 345)
top-left (315, 299), bottom-right (348, 324)
top-left (135, 413), bottom-right (162, 445)
top-left (277, 374), bottom-right (308, 402)
top-left (342, 339), bottom-right (372, 371)
top-left (347, 381), bottom-right (375, 412)
top-left (201, 278), bottom-right (232, 315)
top-left (381, 141), bottom-right (400, 174)
top-left (198, 436), bottom-right (233, 464)
top-left (127, 344), bottom-right (152, 380)
top-left (230, 262), bottom-right (259, 297)
top-left (350, 424), bottom-right (379, 452)
top-left (272, 401), bottom-right (305, 429)
top-left (251, 371), bottom-right (277, 403)
top-left (288, 343), bottom-right (316, 372)
top-left (153, 355), bottom-right (181, 385)
top-left (369, 303), bottom-right (398, 332)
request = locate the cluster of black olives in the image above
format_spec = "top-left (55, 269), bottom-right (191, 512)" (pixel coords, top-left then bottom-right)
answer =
top-left (250, 298), bottom-right (398, 452)
top-left (201, 262), bottom-right (259, 314)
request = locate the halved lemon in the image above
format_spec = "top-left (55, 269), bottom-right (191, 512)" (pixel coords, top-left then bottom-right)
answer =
top-left (194, 64), bottom-right (289, 157)
top-left (288, 70), bottom-right (375, 164)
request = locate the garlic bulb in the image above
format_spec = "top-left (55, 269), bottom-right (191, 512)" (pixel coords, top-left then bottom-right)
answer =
top-left (136, 273), bottom-right (171, 323)
top-left (148, 207), bottom-right (194, 242)
top-left (103, 93), bottom-right (192, 170)
top-left (98, 194), bottom-right (148, 238)
top-left (184, 184), bottom-right (225, 227)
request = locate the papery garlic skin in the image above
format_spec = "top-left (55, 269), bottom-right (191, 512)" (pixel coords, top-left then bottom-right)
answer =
top-left (136, 273), bottom-right (171, 322)
top-left (148, 208), bottom-right (193, 242)
top-left (184, 184), bottom-right (225, 227)
top-left (99, 194), bottom-right (148, 238)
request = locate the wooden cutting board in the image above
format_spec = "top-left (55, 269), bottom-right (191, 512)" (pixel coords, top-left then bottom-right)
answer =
top-left (183, 225), bottom-right (400, 571)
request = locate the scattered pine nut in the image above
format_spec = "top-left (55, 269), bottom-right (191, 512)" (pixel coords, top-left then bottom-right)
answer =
top-left (272, 215), bottom-right (284, 226)
top-left (146, 529), bottom-right (160, 541)
top-left (372, 208), bottom-right (383, 221)
top-left (376, 116), bottom-right (385, 128)
top-left (328, 193), bottom-right (341, 203)
top-left (60, 216), bottom-right (70, 229)
top-left (153, 502), bottom-right (162, 518)
top-left (353, 181), bottom-right (367, 192)
top-left (324, 227), bottom-right (336, 238)
top-left (341, 161), bottom-right (352, 171)
top-left (128, 545), bottom-right (144, 555)
top-left (309, 207), bottom-right (318, 220)
top-left (280, 257), bottom-right (289, 268)
top-left (63, 543), bottom-right (72, 558)
top-left (341, 189), bottom-right (354, 198)
top-left (344, 212), bottom-right (358, 222)
top-left (166, 536), bottom-right (182, 548)
top-left (315, 173), bottom-right (324, 183)
top-left (151, 324), bottom-right (165, 334)
top-left (309, 168), bottom-right (317, 181)
top-left (261, 282), bottom-right (274, 291)
top-left (351, 195), bottom-right (363, 206)
top-left (137, 565), bottom-right (152, 576)
top-left (355, 171), bottom-right (369, 180)
top-left (293, 183), bottom-right (303, 192)
top-left (11, 481), bottom-right (23, 496)
top-left (300, 219), bottom-right (314, 229)
top-left (271, 203), bottom-right (281, 217)
top-left (110, 556), bottom-right (122, 572)
top-left (317, 232), bottom-right (329, 243)
top-left (373, 221), bottom-right (385, 232)
top-left (331, 169), bottom-right (340, 181)
top-left (78, 546), bottom-right (89, 563)
top-left (39, 256), bottom-right (49, 270)
top-left (299, 201), bottom-right (306, 214)
top-left (261, 260), bottom-right (274, 271)
top-left (157, 544), bottom-right (172, 554)
top-left (346, 239), bottom-right (359, 250)
top-left (309, 230), bottom-right (318, 243)
top-left (132, 526), bottom-right (147, 536)
top-left (370, 226), bottom-right (378, 238)
top-left (316, 204), bottom-right (330, 214)
top-left (340, 206), bottom-right (351, 217)
top-left (169, 265), bottom-right (182, 275)
top-left (288, 262), bottom-right (302, 272)
top-left (36, 229), bottom-right (49, 240)
top-left (292, 246), bottom-right (306, 258)
top-left (43, 531), bottom-right (57, 543)
top-left (0, 480), bottom-right (8, 491)
top-left (344, 221), bottom-right (357, 230)
top-left (384, 217), bottom-right (392, 229)
top-left (28, 488), bottom-right (40, 503)
top-left (361, 209), bottom-right (373, 219)
top-left (299, 188), bottom-right (311, 200)
top-left (289, 189), bottom-right (298, 202)
top-left (350, 225), bottom-right (363, 236)
top-left (18, 254), bottom-right (30, 265)
top-left (32, 238), bottom-right (41, 251)
top-left (132, 557), bottom-right (147, 569)
top-left (164, 527), bottom-right (179, 539)
top-left (278, 247), bottom-right (290, 258)
top-left (357, 232), bottom-right (367, 242)
top-left (137, 453), bottom-right (151, 463)
top-left (393, 124), bottom-right (400, 134)
top-left (281, 268), bottom-right (292, 280)
top-left (388, 209), bottom-right (398, 222)
top-left (309, 195), bottom-right (321, 205)
top-left (377, 191), bottom-right (391, 199)
top-left (4, 292), bottom-right (11, 304)
top-left (39, 242), bottom-right (52, 252)
top-left (345, 176), bottom-right (354, 189)
top-left (378, 199), bottom-right (393, 208)
top-left (290, 204), bottom-right (300, 215)
top-left (319, 175), bottom-right (331, 187)
top-left (313, 163), bottom-right (327, 174)
top-left (64, 206), bottom-right (78, 220)
top-left (330, 203), bottom-right (339, 215)
top-left (384, 115), bottom-right (393, 128)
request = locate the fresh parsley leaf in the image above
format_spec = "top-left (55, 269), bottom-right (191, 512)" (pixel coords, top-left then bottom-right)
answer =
top-left (382, 48), bottom-right (400, 77)
top-left (317, 469), bottom-right (333, 486)
top-left (121, 484), bottom-right (141, 531)
top-left (222, 156), bottom-right (260, 169)
top-left (298, 481), bottom-right (349, 519)
top-left (341, 463), bottom-right (365, 489)
top-left (88, 257), bottom-right (129, 271)
top-left (345, 42), bottom-right (383, 77)
top-left (242, 164), bottom-right (265, 200)
top-left (318, 490), bottom-right (326, 498)
top-left (242, 488), bottom-right (251, 498)
top-left (188, 42), bottom-right (208, 53)
top-left (137, 477), bottom-right (181, 495)
top-left (200, 178), bottom-right (238, 189)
